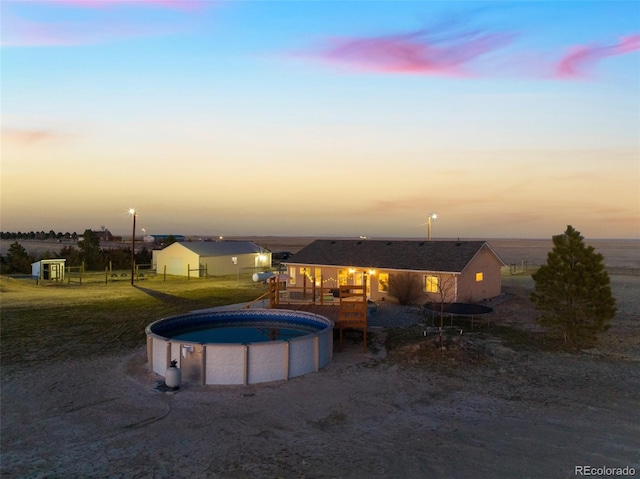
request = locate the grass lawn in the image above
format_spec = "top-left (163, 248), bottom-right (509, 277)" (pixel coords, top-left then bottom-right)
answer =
top-left (0, 274), bottom-right (268, 372)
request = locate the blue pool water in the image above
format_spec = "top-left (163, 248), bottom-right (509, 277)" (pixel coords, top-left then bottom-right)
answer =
top-left (148, 309), bottom-right (333, 346)
top-left (172, 326), bottom-right (307, 343)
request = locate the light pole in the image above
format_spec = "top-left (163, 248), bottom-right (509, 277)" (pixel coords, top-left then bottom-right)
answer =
top-left (129, 208), bottom-right (136, 285)
top-left (426, 213), bottom-right (437, 241)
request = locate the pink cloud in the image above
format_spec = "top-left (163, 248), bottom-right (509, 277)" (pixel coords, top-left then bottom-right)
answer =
top-left (2, 127), bottom-right (61, 145)
top-left (15, 0), bottom-right (203, 9)
top-left (555, 35), bottom-right (640, 79)
top-left (1, 1), bottom-right (214, 47)
top-left (1, 13), bottom-right (174, 46)
top-left (314, 28), bottom-right (516, 76)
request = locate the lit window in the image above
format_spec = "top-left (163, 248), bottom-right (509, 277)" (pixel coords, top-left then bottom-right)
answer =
top-left (314, 268), bottom-right (322, 286)
top-left (378, 273), bottom-right (389, 292)
top-left (476, 272), bottom-right (483, 282)
top-left (424, 275), bottom-right (439, 293)
top-left (338, 270), bottom-right (348, 286)
top-left (289, 267), bottom-right (296, 285)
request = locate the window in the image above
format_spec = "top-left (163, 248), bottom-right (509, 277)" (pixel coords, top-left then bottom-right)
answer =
top-left (424, 275), bottom-right (439, 293)
top-left (314, 268), bottom-right (321, 287)
top-left (476, 272), bottom-right (484, 282)
top-left (289, 267), bottom-right (296, 285)
top-left (378, 273), bottom-right (389, 292)
top-left (338, 269), bottom-right (348, 286)
top-left (299, 267), bottom-right (310, 282)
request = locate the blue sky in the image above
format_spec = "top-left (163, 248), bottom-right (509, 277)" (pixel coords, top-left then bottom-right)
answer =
top-left (2, 1), bottom-right (639, 239)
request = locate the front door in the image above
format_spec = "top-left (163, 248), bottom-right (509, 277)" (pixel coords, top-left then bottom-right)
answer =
top-left (352, 272), bottom-right (371, 297)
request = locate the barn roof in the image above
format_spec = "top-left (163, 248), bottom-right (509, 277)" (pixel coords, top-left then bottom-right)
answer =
top-left (286, 239), bottom-right (503, 273)
top-left (176, 241), bottom-right (269, 257)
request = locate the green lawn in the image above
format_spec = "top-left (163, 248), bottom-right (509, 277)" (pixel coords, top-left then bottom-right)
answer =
top-left (0, 275), bottom-right (268, 371)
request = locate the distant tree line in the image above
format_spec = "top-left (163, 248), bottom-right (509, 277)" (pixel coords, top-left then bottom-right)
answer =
top-left (1, 229), bottom-right (152, 275)
top-left (1, 231), bottom-right (80, 240)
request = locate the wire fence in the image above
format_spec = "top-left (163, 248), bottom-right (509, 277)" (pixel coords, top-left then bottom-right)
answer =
top-left (504, 262), bottom-right (640, 276)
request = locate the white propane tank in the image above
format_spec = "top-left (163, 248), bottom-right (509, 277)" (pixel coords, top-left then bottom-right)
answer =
top-left (252, 271), bottom-right (275, 282)
top-left (165, 360), bottom-right (181, 390)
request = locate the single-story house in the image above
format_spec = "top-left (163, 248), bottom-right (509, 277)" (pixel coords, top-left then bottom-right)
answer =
top-left (31, 259), bottom-right (66, 281)
top-left (152, 241), bottom-right (271, 277)
top-left (284, 239), bottom-right (505, 303)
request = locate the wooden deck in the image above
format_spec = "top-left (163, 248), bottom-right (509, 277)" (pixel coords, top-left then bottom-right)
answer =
top-left (273, 302), bottom-right (367, 352)
top-left (269, 280), bottom-right (369, 352)
top-left (272, 303), bottom-right (340, 323)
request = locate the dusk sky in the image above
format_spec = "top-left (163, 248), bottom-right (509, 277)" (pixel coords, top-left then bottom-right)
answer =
top-left (2, 1), bottom-right (639, 239)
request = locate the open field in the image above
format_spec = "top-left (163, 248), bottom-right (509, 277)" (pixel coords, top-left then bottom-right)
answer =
top-left (0, 275), bottom-right (268, 373)
top-left (1, 244), bottom-right (639, 477)
top-left (4, 237), bottom-right (639, 271)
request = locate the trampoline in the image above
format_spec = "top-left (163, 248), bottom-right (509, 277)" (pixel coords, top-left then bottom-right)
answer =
top-left (420, 302), bottom-right (493, 328)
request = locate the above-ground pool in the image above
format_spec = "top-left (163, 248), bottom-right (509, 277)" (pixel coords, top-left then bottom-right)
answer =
top-left (146, 309), bottom-right (334, 385)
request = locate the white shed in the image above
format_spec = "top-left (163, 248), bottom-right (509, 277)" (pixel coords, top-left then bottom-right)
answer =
top-left (152, 241), bottom-right (271, 277)
top-left (31, 259), bottom-right (66, 281)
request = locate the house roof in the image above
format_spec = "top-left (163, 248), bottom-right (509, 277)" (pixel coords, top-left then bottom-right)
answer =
top-left (174, 241), bottom-right (269, 257)
top-left (286, 239), bottom-right (504, 273)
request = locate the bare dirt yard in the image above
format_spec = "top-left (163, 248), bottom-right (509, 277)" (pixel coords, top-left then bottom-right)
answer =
top-left (2, 271), bottom-right (639, 478)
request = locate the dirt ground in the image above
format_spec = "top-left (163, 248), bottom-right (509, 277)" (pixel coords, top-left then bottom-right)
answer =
top-left (2, 275), bottom-right (639, 478)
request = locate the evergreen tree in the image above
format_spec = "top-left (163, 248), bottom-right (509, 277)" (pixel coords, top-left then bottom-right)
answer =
top-left (77, 229), bottom-right (104, 270)
top-left (59, 245), bottom-right (82, 267)
top-left (4, 242), bottom-right (34, 274)
top-left (136, 246), bottom-right (152, 264)
top-left (530, 225), bottom-right (617, 347)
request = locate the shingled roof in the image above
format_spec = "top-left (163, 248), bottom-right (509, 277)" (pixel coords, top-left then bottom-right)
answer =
top-left (174, 241), bottom-right (268, 257)
top-left (286, 240), bottom-right (503, 273)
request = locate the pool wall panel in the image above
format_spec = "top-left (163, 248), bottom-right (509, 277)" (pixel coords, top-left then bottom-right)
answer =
top-left (205, 345), bottom-right (245, 385)
top-left (288, 336), bottom-right (315, 378)
top-left (151, 337), bottom-right (168, 375)
top-left (247, 341), bottom-right (286, 384)
top-left (318, 330), bottom-right (333, 367)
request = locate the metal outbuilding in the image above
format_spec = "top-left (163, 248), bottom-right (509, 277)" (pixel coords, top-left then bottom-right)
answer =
top-left (152, 241), bottom-right (271, 277)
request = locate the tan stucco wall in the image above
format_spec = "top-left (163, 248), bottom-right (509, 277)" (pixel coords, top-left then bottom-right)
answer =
top-left (286, 255), bottom-right (502, 304)
top-left (456, 247), bottom-right (503, 302)
top-left (285, 265), bottom-right (459, 303)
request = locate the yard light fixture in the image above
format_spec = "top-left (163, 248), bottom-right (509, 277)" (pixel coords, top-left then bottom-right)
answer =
top-left (427, 212), bottom-right (437, 241)
top-left (129, 208), bottom-right (136, 285)
top-left (418, 212), bottom-right (438, 240)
